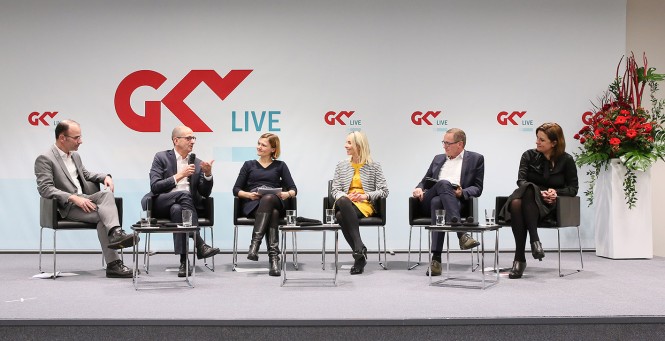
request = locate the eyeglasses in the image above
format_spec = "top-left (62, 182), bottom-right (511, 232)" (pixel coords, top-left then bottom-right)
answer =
top-left (176, 136), bottom-right (197, 141)
top-left (65, 135), bottom-right (82, 141)
top-left (441, 140), bottom-right (460, 146)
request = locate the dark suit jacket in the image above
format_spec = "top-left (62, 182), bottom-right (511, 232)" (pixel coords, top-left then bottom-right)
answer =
top-left (34, 145), bottom-right (107, 218)
top-left (141, 149), bottom-right (213, 212)
top-left (416, 150), bottom-right (484, 200)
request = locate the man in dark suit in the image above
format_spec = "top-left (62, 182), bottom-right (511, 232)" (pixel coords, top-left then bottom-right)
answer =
top-left (141, 126), bottom-right (219, 277)
top-left (34, 120), bottom-right (137, 278)
top-left (412, 128), bottom-right (485, 276)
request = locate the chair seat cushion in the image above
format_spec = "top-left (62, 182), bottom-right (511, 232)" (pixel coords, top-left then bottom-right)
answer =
top-left (359, 217), bottom-right (384, 225)
top-left (51, 221), bottom-right (98, 230)
top-left (411, 217), bottom-right (432, 226)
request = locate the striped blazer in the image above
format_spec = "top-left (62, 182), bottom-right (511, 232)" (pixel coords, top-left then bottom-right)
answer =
top-left (331, 160), bottom-right (389, 202)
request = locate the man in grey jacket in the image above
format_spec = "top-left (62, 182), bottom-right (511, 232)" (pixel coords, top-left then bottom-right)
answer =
top-left (34, 119), bottom-right (137, 278)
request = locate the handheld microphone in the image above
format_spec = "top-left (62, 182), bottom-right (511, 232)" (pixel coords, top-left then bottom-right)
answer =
top-left (187, 153), bottom-right (196, 184)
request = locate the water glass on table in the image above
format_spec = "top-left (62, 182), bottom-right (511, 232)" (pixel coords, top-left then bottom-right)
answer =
top-left (325, 209), bottom-right (335, 224)
top-left (435, 209), bottom-right (446, 226)
top-left (140, 210), bottom-right (150, 227)
top-left (286, 210), bottom-right (297, 226)
top-left (485, 208), bottom-right (495, 225)
top-left (182, 209), bottom-right (193, 227)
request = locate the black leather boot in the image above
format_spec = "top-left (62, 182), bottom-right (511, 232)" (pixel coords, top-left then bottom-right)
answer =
top-left (267, 226), bottom-right (281, 277)
top-left (531, 241), bottom-right (545, 261)
top-left (508, 260), bottom-right (527, 279)
top-left (350, 246), bottom-right (367, 275)
top-left (247, 212), bottom-right (270, 261)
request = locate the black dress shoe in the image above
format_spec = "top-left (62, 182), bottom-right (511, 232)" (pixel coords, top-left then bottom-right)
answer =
top-left (107, 228), bottom-right (139, 250)
top-left (350, 247), bottom-right (367, 275)
top-left (106, 260), bottom-right (132, 278)
top-left (508, 260), bottom-right (526, 279)
top-left (531, 241), bottom-right (545, 261)
top-left (197, 243), bottom-right (220, 260)
top-left (178, 261), bottom-right (193, 278)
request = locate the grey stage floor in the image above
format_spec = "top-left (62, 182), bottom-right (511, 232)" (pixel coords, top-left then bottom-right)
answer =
top-left (2, 251), bottom-right (664, 321)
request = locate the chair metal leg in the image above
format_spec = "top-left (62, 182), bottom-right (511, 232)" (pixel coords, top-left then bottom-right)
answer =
top-left (232, 225), bottom-right (239, 271)
top-left (322, 231), bottom-right (327, 270)
top-left (407, 225), bottom-right (416, 270)
top-left (557, 229), bottom-right (562, 277)
top-left (52, 230), bottom-right (57, 280)
top-left (576, 226), bottom-right (584, 271)
top-left (292, 232), bottom-right (299, 270)
top-left (39, 227), bottom-right (45, 273)
top-left (203, 226), bottom-right (215, 272)
top-left (555, 227), bottom-right (584, 277)
top-left (379, 226), bottom-right (388, 270)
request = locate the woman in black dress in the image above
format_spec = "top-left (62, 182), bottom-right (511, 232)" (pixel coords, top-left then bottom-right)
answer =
top-left (500, 122), bottom-right (578, 279)
top-left (232, 133), bottom-right (297, 276)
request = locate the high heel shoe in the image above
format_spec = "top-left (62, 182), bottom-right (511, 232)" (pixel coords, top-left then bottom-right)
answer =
top-left (508, 260), bottom-right (526, 279)
top-left (531, 241), bottom-right (545, 261)
top-left (350, 246), bottom-right (367, 275)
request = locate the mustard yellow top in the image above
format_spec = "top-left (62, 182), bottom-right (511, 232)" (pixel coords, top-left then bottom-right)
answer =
top-left (349, 163), bottom-right (374, 217)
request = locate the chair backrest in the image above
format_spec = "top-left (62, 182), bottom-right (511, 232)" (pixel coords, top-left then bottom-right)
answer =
top-left (146, 196), bottom-right (214, 226)
top-left (39, 180), bottom-right (123, 229)
top-left (408, 195), bottom-right (479, 225)
top-left (495, 195), bottom-right (580, 227)
top-left (233, 195), bottom-right (297, 225)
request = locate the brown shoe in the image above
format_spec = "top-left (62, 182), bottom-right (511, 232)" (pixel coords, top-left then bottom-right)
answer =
top-left (425, 259), bottom-right (442, 276)
top-left (459, 233), bottom-right (480, 250)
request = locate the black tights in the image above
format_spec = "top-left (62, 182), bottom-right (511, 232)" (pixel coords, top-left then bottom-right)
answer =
top-left (334, 197), bottom-right (365, 251)
top-left (510, 186), bottom-right (540, 262)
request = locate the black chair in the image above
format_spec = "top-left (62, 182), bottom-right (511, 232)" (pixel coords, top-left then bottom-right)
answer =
top-left (407, 196), bottom-right (479, 270)
top-left (495, 196), bottom-right (583, 277)
top-left (232, 196), bottom-right (297, 271)
top-left (322, 180), bottom-right (388, 270)
top-left (144, 196), bottom-right (215, 271)
top-left (39, 182), bottom-right (123, 279)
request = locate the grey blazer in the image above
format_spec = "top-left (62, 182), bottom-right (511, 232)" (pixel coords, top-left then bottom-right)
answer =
top-left (331, 160), bottom-right (389, 202)
top-left (34, 145), bottom-right (107, 218)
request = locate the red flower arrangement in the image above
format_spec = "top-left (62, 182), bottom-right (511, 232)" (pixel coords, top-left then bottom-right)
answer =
top-left (575, 53), bottom-right (665, 208)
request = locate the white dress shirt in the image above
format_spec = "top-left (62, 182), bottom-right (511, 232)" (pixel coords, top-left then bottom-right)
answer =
top-left (438, 150), bottom-right (464, 186)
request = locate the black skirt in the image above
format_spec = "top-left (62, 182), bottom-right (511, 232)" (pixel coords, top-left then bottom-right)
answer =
top-left (498, 182), bottom-right (556, 225)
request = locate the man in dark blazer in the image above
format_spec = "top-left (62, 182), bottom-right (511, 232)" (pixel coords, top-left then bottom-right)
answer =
top-left (141, 126), bottom-right (219, 277)
top-left (34, 120), bottom-right (137, 278)
top-left (412, 128), bottom-right (485, 276)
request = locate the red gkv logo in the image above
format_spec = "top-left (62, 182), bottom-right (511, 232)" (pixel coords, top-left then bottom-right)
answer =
top-left (411, 111), bottom-right (441, 125)
top-left (497, 111), bottom-right (526, 125)
top-left (114, 69), bottom-right (252, 132)
top-left (581, 111), bottom-right (601, 125)
top-left (324, 111), bottom-right (354, 125)
top-left (28, 111), bottom-right (58, 126)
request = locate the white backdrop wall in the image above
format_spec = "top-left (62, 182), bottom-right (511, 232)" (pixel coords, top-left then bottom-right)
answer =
top-left (1, 0), bottom-right (626, 253)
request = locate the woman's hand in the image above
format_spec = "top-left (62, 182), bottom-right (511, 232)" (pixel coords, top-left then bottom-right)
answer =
top-left (541, 188), bottom-right (557, 204)
top-left (347, 192), bottom-right (367, 202)
top-left (240, 191), bottom-right (260, 201)
top-left (279, 191), bottom-right (291, 200)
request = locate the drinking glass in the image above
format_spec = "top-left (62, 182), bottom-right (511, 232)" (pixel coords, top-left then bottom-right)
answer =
top-left (485, 208), bottom-right (496, 225)
top-left (435, 209), bottom-right (445, 226)
top-left (325, 209), bottom-right (335, 224)
top-left (286, 210), bottom-right (297, 226)
top-left (182, 209), bottom-right (193, 227)
top-left (140, 210), bottom-right (150, 227)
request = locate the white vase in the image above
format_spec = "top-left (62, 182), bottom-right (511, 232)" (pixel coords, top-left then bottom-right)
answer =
top-left (594, 159), bottom-right (653, 259)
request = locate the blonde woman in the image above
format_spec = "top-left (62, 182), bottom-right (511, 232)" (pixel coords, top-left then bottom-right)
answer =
top-left (233, 133), bottom-right (297, 276)
top-left (331, 131), bottom-right (389, 275)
